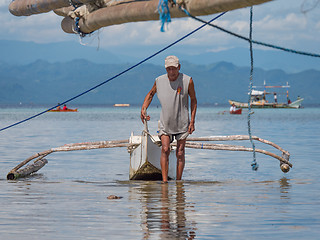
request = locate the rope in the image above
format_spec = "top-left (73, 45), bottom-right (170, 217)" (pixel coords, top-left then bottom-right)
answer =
top-left (301, 0), bottom-right (320, 14)
top-left (158, 0), bottom-right (172, 32)
top-left (178, 4), bottom-right (261, 170)
top-left (74, 17), bottom-right (94, 38)
top-left (247, 7), bottom-right (258, 171)
top-left (68, 0), bottom-right (79, 9)
top-left (0, 12), bottom-right (227, 133)
top-left (178, 6), bottom-right (320, 58)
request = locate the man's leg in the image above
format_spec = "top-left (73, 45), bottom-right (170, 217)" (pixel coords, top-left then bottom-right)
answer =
top-left (160, 135), bottom-right (171, 182)
top-left (176, 139), bottom-right (186, 180)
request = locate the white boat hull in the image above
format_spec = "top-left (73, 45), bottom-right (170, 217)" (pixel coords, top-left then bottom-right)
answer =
top-left (229, 98), bottom-right (303, 109)
top-left (129, 133), bottom-right (176, 180)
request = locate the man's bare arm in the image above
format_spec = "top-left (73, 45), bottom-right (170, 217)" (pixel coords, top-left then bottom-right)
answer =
top-left (141, 82), bottom-right (157, 123)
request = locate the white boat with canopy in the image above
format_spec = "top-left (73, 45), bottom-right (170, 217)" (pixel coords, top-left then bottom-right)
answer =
top-left (229, 82), bottom-right (304, 109)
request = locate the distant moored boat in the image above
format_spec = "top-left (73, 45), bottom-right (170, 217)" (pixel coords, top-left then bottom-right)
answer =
top-left (113, 104), bottom-right (130, 107)
top-left (229, 81), bottom-right (303, 109)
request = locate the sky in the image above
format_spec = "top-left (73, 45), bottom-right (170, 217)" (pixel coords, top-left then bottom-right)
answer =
top-left (0, 0), bottom-right (319, 58)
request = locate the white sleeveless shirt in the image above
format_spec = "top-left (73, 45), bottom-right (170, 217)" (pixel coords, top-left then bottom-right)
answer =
top-left (156, 73), bottom-right (191, 134)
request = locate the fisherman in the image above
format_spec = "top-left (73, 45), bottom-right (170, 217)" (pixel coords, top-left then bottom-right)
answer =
top-left (230, 103), bottom-right (236, 112)
top-left (140, 55), bottom-right (197, 183)
top-left (274, 93), bottom-right (278, 103)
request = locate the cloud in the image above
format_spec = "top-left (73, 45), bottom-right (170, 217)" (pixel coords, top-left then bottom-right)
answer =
top-left (97, 17), bottom-right (213, 47)
top-left (0, 0), bottom-right (9, 7)
top-left (1, 2), bottom-right (72, 42)
top-left (0, 0), bottom-right (319, 55)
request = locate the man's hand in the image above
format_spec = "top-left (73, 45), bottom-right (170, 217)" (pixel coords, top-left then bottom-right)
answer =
top-left (140, 108), bottom-right (150, 123)
top-left (188, 122), bottom-right (195, 134)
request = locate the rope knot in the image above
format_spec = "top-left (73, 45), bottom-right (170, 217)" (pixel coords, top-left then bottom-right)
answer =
top-left (251, 162), bottom-right (259, 171)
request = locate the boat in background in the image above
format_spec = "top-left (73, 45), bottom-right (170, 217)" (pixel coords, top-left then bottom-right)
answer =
top-left (229, 81), bottom-right (303, 109)
top-left (114, 104), bottom-right (130, 107)
top-left (48, 108), bottom-right (78, 112)
top-left (230, 108), bottom-right (242, 114)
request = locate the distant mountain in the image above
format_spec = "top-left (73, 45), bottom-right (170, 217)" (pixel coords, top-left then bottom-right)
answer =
top-left (0, 40), bottom-right (122, 65)
top-left (0, 59), bottom-right (319, 105)
top-left (176, 48), bottom-right (320, 73)
top-left (1, 40), bottom-right (319, 73)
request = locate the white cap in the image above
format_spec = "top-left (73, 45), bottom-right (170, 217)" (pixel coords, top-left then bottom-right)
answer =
top-left (165, 55), bottom-right (179, 68)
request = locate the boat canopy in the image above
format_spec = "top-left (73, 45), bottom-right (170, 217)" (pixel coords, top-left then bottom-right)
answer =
top-left (250, 90), bottom-right (265, 96)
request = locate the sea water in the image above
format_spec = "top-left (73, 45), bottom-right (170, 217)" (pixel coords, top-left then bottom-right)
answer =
top-left (0, 106), bottom-right (319, 239)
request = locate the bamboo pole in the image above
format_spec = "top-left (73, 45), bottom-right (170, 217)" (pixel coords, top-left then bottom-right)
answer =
top-left (186, 135), bottom-right (290, 157)
top-left (6, 139), bottom-right (130, 180)
top-left (9, 0), bottom-right (273, 17)
top-left (179, 141), bottom-right (292, 167)
top-left (6, 134), bottom-right (291, 179)
top-left (10, 150), bottom-right (53, 173)
top-left (7, 158), bottom-right (48, 180)
top-left (9, 0), bottom-right (94, 16)
top-left (53, 139), bottom-right (130, 151)
top-left (59, 0), bottom-right (273, 33)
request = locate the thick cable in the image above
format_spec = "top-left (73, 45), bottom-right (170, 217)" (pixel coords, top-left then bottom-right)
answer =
top-left (0, 12), bottom-right (227, 133)
top-left (179, 4), bottom-right (259, 170)
top-left (179, 6), bottom-right (320, 58)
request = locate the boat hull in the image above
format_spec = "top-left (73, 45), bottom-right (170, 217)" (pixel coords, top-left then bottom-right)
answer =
top-left (48, 108), bottom-right (78, 112)
top-left (229, 99), bottom-right (303, 109)
top-left (113, 104), bottom-right (130, 107)
top-left (129, 133), bottom-right (176, 180)
top-left (230, 109), bottom-right (242, 114)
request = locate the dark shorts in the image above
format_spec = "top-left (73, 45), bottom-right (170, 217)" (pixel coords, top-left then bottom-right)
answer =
top-left (158, 130), bottom-right (189, 143)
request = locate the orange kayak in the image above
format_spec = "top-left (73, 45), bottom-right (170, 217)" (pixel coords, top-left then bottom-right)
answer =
top-left (48, 108), bottom-right (78, 112)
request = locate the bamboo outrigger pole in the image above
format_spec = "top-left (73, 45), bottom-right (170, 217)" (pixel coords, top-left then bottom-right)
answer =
top-left (7, 134), bottom-right (291, 180)
top-left (9, 0), bottom-right (274, 34)
top-left (59, 0), bottom-right (274, 34)
top-left (6, 140), bottom-right (131, 180)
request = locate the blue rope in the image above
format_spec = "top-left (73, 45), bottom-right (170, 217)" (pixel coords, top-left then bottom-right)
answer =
top-left (74, 17), bottom-right (93, 37)
top-left (247, 7), bottom-right (258, 171)
top-left (68, 0), bottom-right (78, 9)
top-left (158, 0), bottom-right (172, 32)
top-left (0, 12), bottom-right (227, 133)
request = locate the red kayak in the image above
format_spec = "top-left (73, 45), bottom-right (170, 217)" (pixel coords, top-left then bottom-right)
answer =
top-left (230, 109), bottom-right (242, 114)
top-left (48, 108), bottom-right (78, 112)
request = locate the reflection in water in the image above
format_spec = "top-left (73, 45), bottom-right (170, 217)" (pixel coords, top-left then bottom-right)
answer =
top-left (160, 182), bottom-right (196, 240)
top-left (279, 177), bottom-right (291, 200)
top-left (130, 182), bottom-right (196, 239)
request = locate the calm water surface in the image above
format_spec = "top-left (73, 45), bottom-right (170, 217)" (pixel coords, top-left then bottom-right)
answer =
top-left (0, 106), bottom-right (319, 239)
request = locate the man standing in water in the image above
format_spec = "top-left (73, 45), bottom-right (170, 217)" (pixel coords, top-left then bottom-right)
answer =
top-left (140, 55), bottom-right (197, 183)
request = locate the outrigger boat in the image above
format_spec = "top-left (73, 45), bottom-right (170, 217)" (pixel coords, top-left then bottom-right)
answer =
top-left (6, 120), bottom-right (292, 180)
top-left (229, 82), bottom-right (303, 109)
